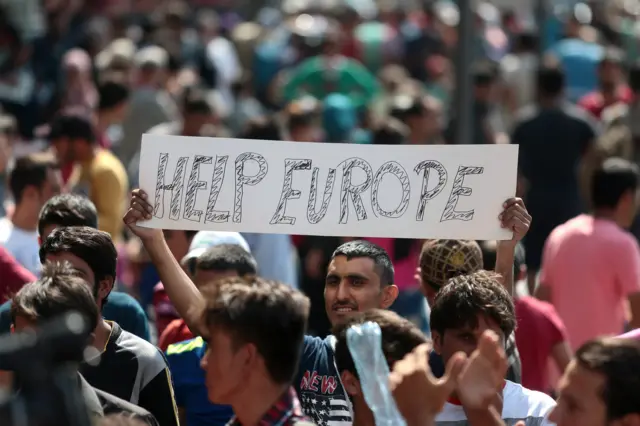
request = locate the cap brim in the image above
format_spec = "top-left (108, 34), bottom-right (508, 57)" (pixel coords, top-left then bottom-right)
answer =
top-left (180, 248), bottom-right (207, 265)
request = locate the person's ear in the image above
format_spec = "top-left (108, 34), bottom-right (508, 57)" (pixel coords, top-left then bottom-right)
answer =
top-left (381, 284), bottom-right (399, 309)
top-left (432, 331), bottom-right (443, 355)
top-left (96, 277), bottom-right (115, 301)
top-left (340, 370), bottom-right (362, 397)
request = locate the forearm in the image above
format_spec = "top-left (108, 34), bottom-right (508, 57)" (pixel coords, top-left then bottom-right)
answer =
top-left (495, 242), bottom-right (515, 296)
top-left (143, 236), bottom-right (206, 336)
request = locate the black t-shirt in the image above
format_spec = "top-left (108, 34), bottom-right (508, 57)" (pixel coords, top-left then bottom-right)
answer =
top-left (80, 322), bottom-right (179, 426)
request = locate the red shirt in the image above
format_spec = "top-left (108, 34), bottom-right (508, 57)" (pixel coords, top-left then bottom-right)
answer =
top-left (0, 246), bottom-right (36, 303)
top-left (153, 282), bottom-right (180, 338)
top-left (158, 319), bottom-right (194, 352)
top-left (577, 86), bottom-right (633, 119)
top-left (515, 296), bottom-right (568, 393)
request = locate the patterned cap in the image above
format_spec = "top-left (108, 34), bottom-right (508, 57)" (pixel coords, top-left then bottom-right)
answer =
top-left (419, 239), bottom-right (483, 289)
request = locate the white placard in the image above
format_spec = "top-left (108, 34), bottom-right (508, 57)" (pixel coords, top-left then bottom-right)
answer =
top-left (138, 135), bottom-right (519, 240)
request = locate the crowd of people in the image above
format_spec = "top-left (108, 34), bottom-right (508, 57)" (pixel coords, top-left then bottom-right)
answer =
top-left (0, 0), bottom-right (640, 425)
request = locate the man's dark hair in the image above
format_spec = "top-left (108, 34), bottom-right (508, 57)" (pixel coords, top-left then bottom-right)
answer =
top-left (11, 261), bottom-right (99, 336)
top-left (430, 271), bottom-right (516, 338)
top-left (39, 227), bottom-right (117, 303)
top-left (629, 60), bottom-right (640, 93)
top-left (473, 61), bottom-right (497, 87)
top-left (200, 277), bottom-right (310, 384)
top-left (38, 194), bottom-right (98, 237)
top-left (196, 244), bottom-right (258, 276)
top-left (181, 86), bottom-right (213, 116)
top-left (575, 337), bottom-right (640, 420)
top-left (331, 240), bottom-right (394, 286)
top-left (334, 309), bottom-right (428, 379)
top-left (8, 152), bottom-right (58, 203)
top-left (537, 64), bottom-right (565, 96)
top-left (98, 80), bottom-right (130, 111)
top-left (591, 158), bottom-right (640, 209)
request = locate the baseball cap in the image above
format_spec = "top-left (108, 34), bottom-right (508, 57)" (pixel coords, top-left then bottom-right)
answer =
top-left (419, 239), bottom-right (483, 289)
top-left (181, 231), bottom-right (251, 265)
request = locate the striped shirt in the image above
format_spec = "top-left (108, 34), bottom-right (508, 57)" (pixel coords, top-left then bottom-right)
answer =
top-left (80, 322), bottom-right (180, 426)
top-left (435, 381), bottom-right (556, 426)
top-left (226, 387), bottom-right (314, 426)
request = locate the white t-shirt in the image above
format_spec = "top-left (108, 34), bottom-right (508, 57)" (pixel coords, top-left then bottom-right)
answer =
top-left (436, 381), bottom-right (556, 426)
top-left (0, 217), bottom-right (40, 276)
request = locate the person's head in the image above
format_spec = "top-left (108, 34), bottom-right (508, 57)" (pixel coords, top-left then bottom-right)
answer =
top-left (286, 97), bottom-right (320, 142)
top-left (134, 45), bottom-right (169, 87)
top-left (199, 277), bottom-right (310, 404)
top-left (419, 239), bottom-right (483, 305)
top-left (97, 79), bottom-right (130, 125)
top-left (11, 260), bottom-right (99, 339)
top-left (179, 231), bottom-right (251, 275)
top-left (591, 158), bottom-right (640, 228)
top-left (537, 63), bottom-right (565, 99)
top-left (430, 271), bottom-right (515, 363)
top-left (325, 240), bottom-right (398, 326)
top-left (8, 152), bottom-right (60, 213)
top-left (239, 116), bottom-right (283, 141)
top-left (37, 194), bottom-right (98, 241)
top-left (550, 337), bottom-right (640, 426)
top-left (48, 113), bottom-right (96, 164)
top-left (181, 86), bottom-right (215, 136)
top-left (371, 118), bottom-right (409, 145)
top-left (333, 309), bottom-right (427, 411)
top-left (473, 61), bottom-right (497, 104)
top-left (194, 244), bottom-right (257, 288)
top-left (390, 93), bottom-right (443, 142)
top-left (163, 229), bottom-right (199, 265)
top-left (39, 226), bottom-right (117, 310)
top-left (598, 48), bottom-right (624, 93)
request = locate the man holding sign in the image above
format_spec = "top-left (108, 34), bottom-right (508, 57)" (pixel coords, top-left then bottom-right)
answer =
top-left (124, 185), bottom-right (528, 425)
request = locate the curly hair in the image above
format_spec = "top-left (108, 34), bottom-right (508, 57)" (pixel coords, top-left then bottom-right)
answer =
top-left (429, 270), bottom-right (516, 338)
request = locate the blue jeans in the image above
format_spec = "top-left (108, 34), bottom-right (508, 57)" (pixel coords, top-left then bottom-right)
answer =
top-left (390, 288), bottom-right (431, 337)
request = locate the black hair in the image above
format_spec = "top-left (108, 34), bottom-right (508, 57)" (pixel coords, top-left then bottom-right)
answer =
top-left (182, 86), bottom-right (213, 116)
top-left (331, 240), bottom-right (395, 286)
top-left (200, 277), bottom-right (310, 384)
top-left (239, 116), bottom-right (283, 141)
top-left (576, 337), bottom-right (640, 420)
top-left (196, 244), bottom-right (258, 276)
top-left (98, 80), bottom-right (130, 111)
top-left (371, 118), bottom-right (408, 145)
top-left (430, 270), bottom-right (516, 338)
top-left (39, 227), bottom-right (117, 304)
top-left (473, 61), bottom-right (497, 87)
top-left (629, 60), bottom-right (640, 93)
top-left (38, 194), bottom-right (98, 237)
top-left (333, 309), bottom-right (428, 380)
top-left (537, 64), bottom-right (565, 96)
top-left (11, 261), bottom-right (99, 338)
top-left (8, 153), bottom-right (58, 203)
top-left (591, 158), bottom-right (640, 209)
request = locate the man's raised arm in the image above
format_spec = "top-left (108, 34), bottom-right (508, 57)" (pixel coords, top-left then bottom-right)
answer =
top-left (123, 189), bottom-right (207, 337)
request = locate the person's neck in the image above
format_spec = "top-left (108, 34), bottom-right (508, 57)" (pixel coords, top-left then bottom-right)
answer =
top-left (96, 113), bottom-right (109, 134)
top-left (77, 147), bottom-right (98, 164)
top-left (92, 318), bottom-right (112, 352)
top-left (232, 381), bottom-right (289, 426)
top-left (11, 204), bottom-right (38, 232)
top-left (538, 96), bottom-right (562, 108)
top-left (352, 398), bottom-right (375, 426)
top-left (593, 209), bottom-right (621, 224)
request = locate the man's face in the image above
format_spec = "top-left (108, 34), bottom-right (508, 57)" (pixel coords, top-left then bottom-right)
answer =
top-left (200, 328), bottom-right (248, 404)
top-left (194, 269), bottom-right (239, 289)
top-left (51, 137), bottom-right (73, 164)
top-left (41, 168), bottom-right (62, 202)
top-left (599, 62), bottom-right (621, 90)
top-left (44, 252), bottom-right (112, 310)
top-left (549, 360), bottom-right (607, 426)
top-left (324, 255), bottom-right (395, 326)
top-left (433, 315), bottom-right (505, 362)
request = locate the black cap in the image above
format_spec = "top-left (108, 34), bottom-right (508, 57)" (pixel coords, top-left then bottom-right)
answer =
top-left (47, 114), bottom-right (96, 143)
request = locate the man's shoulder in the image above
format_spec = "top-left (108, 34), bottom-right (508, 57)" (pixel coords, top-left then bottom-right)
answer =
top-left (105, 292), bottom-right (144, 311)
top-left (112, 324), bottom-right (168, 370)
top-left (503, 380), bottom-right (556, 418)
top-left (94, 386), bottom-right (159, 425)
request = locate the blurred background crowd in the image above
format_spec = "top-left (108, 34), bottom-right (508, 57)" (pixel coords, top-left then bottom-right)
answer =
top-left (1, 0), bottom-right (640, 405)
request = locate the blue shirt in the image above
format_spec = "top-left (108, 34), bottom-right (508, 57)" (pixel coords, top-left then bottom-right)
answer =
top-left (547, 39), bottom-right (603, 102)
top-left (294, 335), bottom-right (352, 425)
top-left (0, 291), bottom-right (151, 341)
top-left (166, 337), bottom-right (233, 426)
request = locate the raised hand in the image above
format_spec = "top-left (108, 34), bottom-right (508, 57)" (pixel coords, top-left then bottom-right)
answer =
top-left (122, 189), bottom-right (163, 242)
top-left (457, 330), bottom-right (508, 411)
top-left (499, 197), bottom-right (531, 243)
top-left (389, 343), bottom-right (466, 426)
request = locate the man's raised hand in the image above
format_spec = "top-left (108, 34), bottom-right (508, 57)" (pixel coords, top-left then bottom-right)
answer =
top-left (123, 189), bottom-right (163, 241)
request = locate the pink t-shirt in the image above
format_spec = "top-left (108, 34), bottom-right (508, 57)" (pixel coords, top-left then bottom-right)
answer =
top-left (364, 238), bottom-right (420, 290)
top-left (540, 215), bottom-right (640, 350)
